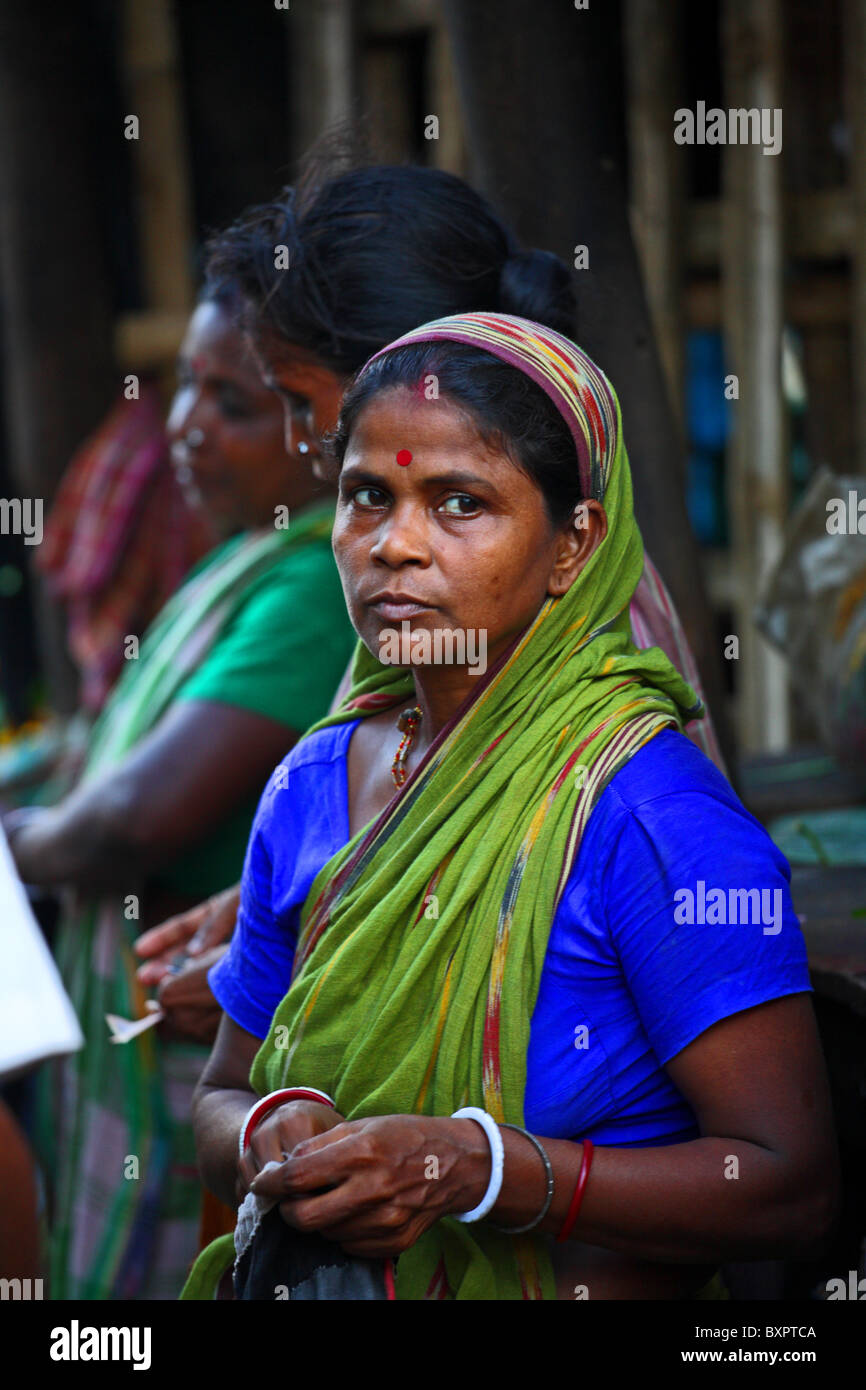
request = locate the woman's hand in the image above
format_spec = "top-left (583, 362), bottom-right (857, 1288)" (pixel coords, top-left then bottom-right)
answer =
top-left (238, 1101), bottom-right (348, 1208)
top-left (133, 886), bottom-right (239, 1044)
top-left (134, 884), bottom-right (240, 986)
top-left (153, 945), bottom-right (228, 1044)
top-left (249, 1115), bottom-right (489, 1257)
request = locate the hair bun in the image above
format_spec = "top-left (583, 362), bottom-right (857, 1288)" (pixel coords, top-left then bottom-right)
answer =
top-left (498, 248), bottom-right (575, 337)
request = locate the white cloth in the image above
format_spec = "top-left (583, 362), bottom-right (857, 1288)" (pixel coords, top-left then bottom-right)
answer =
top-left (234, 1160), bottom-right (282, 1267)
top-left (0, 822), bottom-right (82, 1078)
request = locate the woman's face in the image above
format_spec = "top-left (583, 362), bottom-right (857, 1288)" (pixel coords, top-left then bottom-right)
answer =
top-left (166, 300), bottom-right (321, 536)
top-left (332, 387), bottom-right (605, 678)
top-left (251, 327), bottom-right (348, 481)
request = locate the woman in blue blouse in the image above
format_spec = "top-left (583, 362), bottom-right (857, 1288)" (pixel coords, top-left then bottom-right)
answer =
top-left (191, 313), bottom-right (838, 1300)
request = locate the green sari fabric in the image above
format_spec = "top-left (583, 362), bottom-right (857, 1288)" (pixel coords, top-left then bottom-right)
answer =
top-left (39, 506), bottom-right (338, 1300)
top-left (183, 314), bottom-right (704, 1302)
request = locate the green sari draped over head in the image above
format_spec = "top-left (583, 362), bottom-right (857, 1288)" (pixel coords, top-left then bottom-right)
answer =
top-left (183, 313), bottom-right (704, 1301)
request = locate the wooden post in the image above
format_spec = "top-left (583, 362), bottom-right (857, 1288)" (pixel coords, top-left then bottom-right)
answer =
top-left (721, 0), bottom-right (790, 752)
top-left (286, 0), bottom-right (359, 164)
top-left (844, 0), bottom-right (866, 473)
top-left (624, 0), bottom-right (686, 429)
top-left (0, 1), bottom-right (117, 711)
top-left (427, 12), bottom-right (469, 176)
top-left (443, 0), bottom-right (735, 771)
top-left (122, 0), bottom-right (195, 315)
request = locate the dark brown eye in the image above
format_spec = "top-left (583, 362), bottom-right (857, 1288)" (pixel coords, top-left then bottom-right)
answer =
top-left (351, 486), bottom-right (389, 508)
top-left (440, 494), bottom-right (480, 516)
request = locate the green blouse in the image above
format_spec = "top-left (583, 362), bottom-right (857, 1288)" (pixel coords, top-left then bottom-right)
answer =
top-left (155, 518), bottom-right (356, 899)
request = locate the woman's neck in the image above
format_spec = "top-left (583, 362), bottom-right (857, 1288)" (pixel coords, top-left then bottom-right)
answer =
top-left (410, 666), bottom-right (483, 743)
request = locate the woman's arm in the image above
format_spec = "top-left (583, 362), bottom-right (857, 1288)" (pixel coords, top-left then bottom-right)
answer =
top-left (250, 994), bottom-right (839, 1264)
top-left (192, 1014), bottom-right (268, 1208)
top-left (491, 992), bottom-right (839, 1260)
top-left (5, 701), bottom-right (298, 891)
top-left (192, 1013), bottom-right (344, 1209)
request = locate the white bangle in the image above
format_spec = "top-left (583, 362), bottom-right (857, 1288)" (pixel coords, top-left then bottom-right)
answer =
top-left (450, 1107), bottom-right (505, 1223)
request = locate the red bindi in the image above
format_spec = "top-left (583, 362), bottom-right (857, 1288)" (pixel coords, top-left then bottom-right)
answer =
top-left (396, 449), bottom-right (412, 467)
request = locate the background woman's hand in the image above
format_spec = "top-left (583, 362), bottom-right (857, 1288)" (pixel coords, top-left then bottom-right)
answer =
top-left (153, 945), bottom-right (228, 1044)
top-left (133, 883), bottom-right (240, 986)
top-left (249, 1115), bottom-right (488, 1258)
top-left (238, 1101), bottom-right (347, 1207)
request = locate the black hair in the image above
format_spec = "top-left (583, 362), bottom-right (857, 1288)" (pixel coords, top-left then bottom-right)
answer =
top-left (204, 160), bottom-right (575, 376)
top-left (328, 342), bottom-right (583, 527)
top-left (198, 278), bottom-right (244, 313)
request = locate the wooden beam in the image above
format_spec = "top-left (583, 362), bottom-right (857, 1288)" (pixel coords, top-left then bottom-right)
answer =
top-left (722, 0), bottom-right (790, 752)
top-left (364, 0), bottom-right (435, 31)
top-left (115, 312), bottom-right (190, 370)
top-left (686, 271), bottom-right (852, 328)
top-left (624, 0), bottom-right (686, 427)
top-left (844, 0), bottom-right (866, 471)
top-left (687, 189), bottom-right (854, 269)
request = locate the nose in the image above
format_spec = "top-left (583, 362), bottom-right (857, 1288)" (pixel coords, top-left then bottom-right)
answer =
top-left (166, 384), bottom-right (205, 447)
top-left (370, 501), bottom-right (431, 568)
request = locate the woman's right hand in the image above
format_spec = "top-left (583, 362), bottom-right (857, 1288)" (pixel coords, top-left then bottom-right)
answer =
top-left (237, 1100), bottom-right (346, 1205)
top-left (134, 883), bottom-right (241, 987)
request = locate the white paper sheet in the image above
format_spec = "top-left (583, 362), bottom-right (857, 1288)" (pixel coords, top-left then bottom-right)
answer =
top-left (0, 821), bottom-right (83, 1078)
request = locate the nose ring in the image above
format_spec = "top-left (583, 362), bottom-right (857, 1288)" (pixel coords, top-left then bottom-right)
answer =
top-left (185, 427), bottom-right (205, 449)
top-left (297, 441), bottom-right (310, 456)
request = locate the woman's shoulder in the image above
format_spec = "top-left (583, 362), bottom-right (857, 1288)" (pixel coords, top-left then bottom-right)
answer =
top-left (283, 718), bottom-right (360, 775)
top-left (177, 532), bottom-right (355, 730)
top-left (573, 724), bottom-right (799, 938)
top-left (262, 719), bottom-right (358, 814)
top-left (588, 727), bottom-right (771, 858)
top-left (250, 719), bottom-right (358, 860)
top-left (602, 726), bottom-right (740, 815)
top-left (229, 527), bottom-right (346, 624)
top-left (565, 727), bottom-right (811, 1066)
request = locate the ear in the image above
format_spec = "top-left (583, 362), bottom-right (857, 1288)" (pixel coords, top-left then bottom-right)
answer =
top-left (547, 500), bottom-right (608, 596)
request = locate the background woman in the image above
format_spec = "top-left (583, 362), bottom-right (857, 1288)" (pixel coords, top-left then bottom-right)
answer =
top-left (4, 283), bottom-right (356, 1298)
top-left (187, 312), bottom-right (837, 1301)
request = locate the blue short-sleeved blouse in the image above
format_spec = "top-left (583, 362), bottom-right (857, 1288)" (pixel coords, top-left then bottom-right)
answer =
top-left (210, 723), bottom-right (811, 1149)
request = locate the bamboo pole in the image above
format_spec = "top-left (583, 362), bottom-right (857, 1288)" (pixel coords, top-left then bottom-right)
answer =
top-left (285, 0), bottom-right (359, 163)
top-left (122, 0), bottom-right (194, 314)
top-left (721, 0), bottom-right (790, 751)
top-left (844, 0), bottom-right (866, 472)
top-left (624, 0), bottom-right (686, 429)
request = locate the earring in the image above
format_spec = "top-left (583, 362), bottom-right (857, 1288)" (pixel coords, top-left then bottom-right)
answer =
top-left (297, 441), bottom-right (310, 456)
top-left (185, 427), bottom-right (205, 449)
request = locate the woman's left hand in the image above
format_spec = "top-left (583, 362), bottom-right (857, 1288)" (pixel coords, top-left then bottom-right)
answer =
top-left (249, 1114), bottom-right (489, 1258)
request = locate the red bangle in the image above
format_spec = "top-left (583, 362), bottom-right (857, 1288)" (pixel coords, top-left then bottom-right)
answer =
top-left (556, 1139), bottom-right (594, 1243)
top-left (239, 1086), bottom-right (335, 1155)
